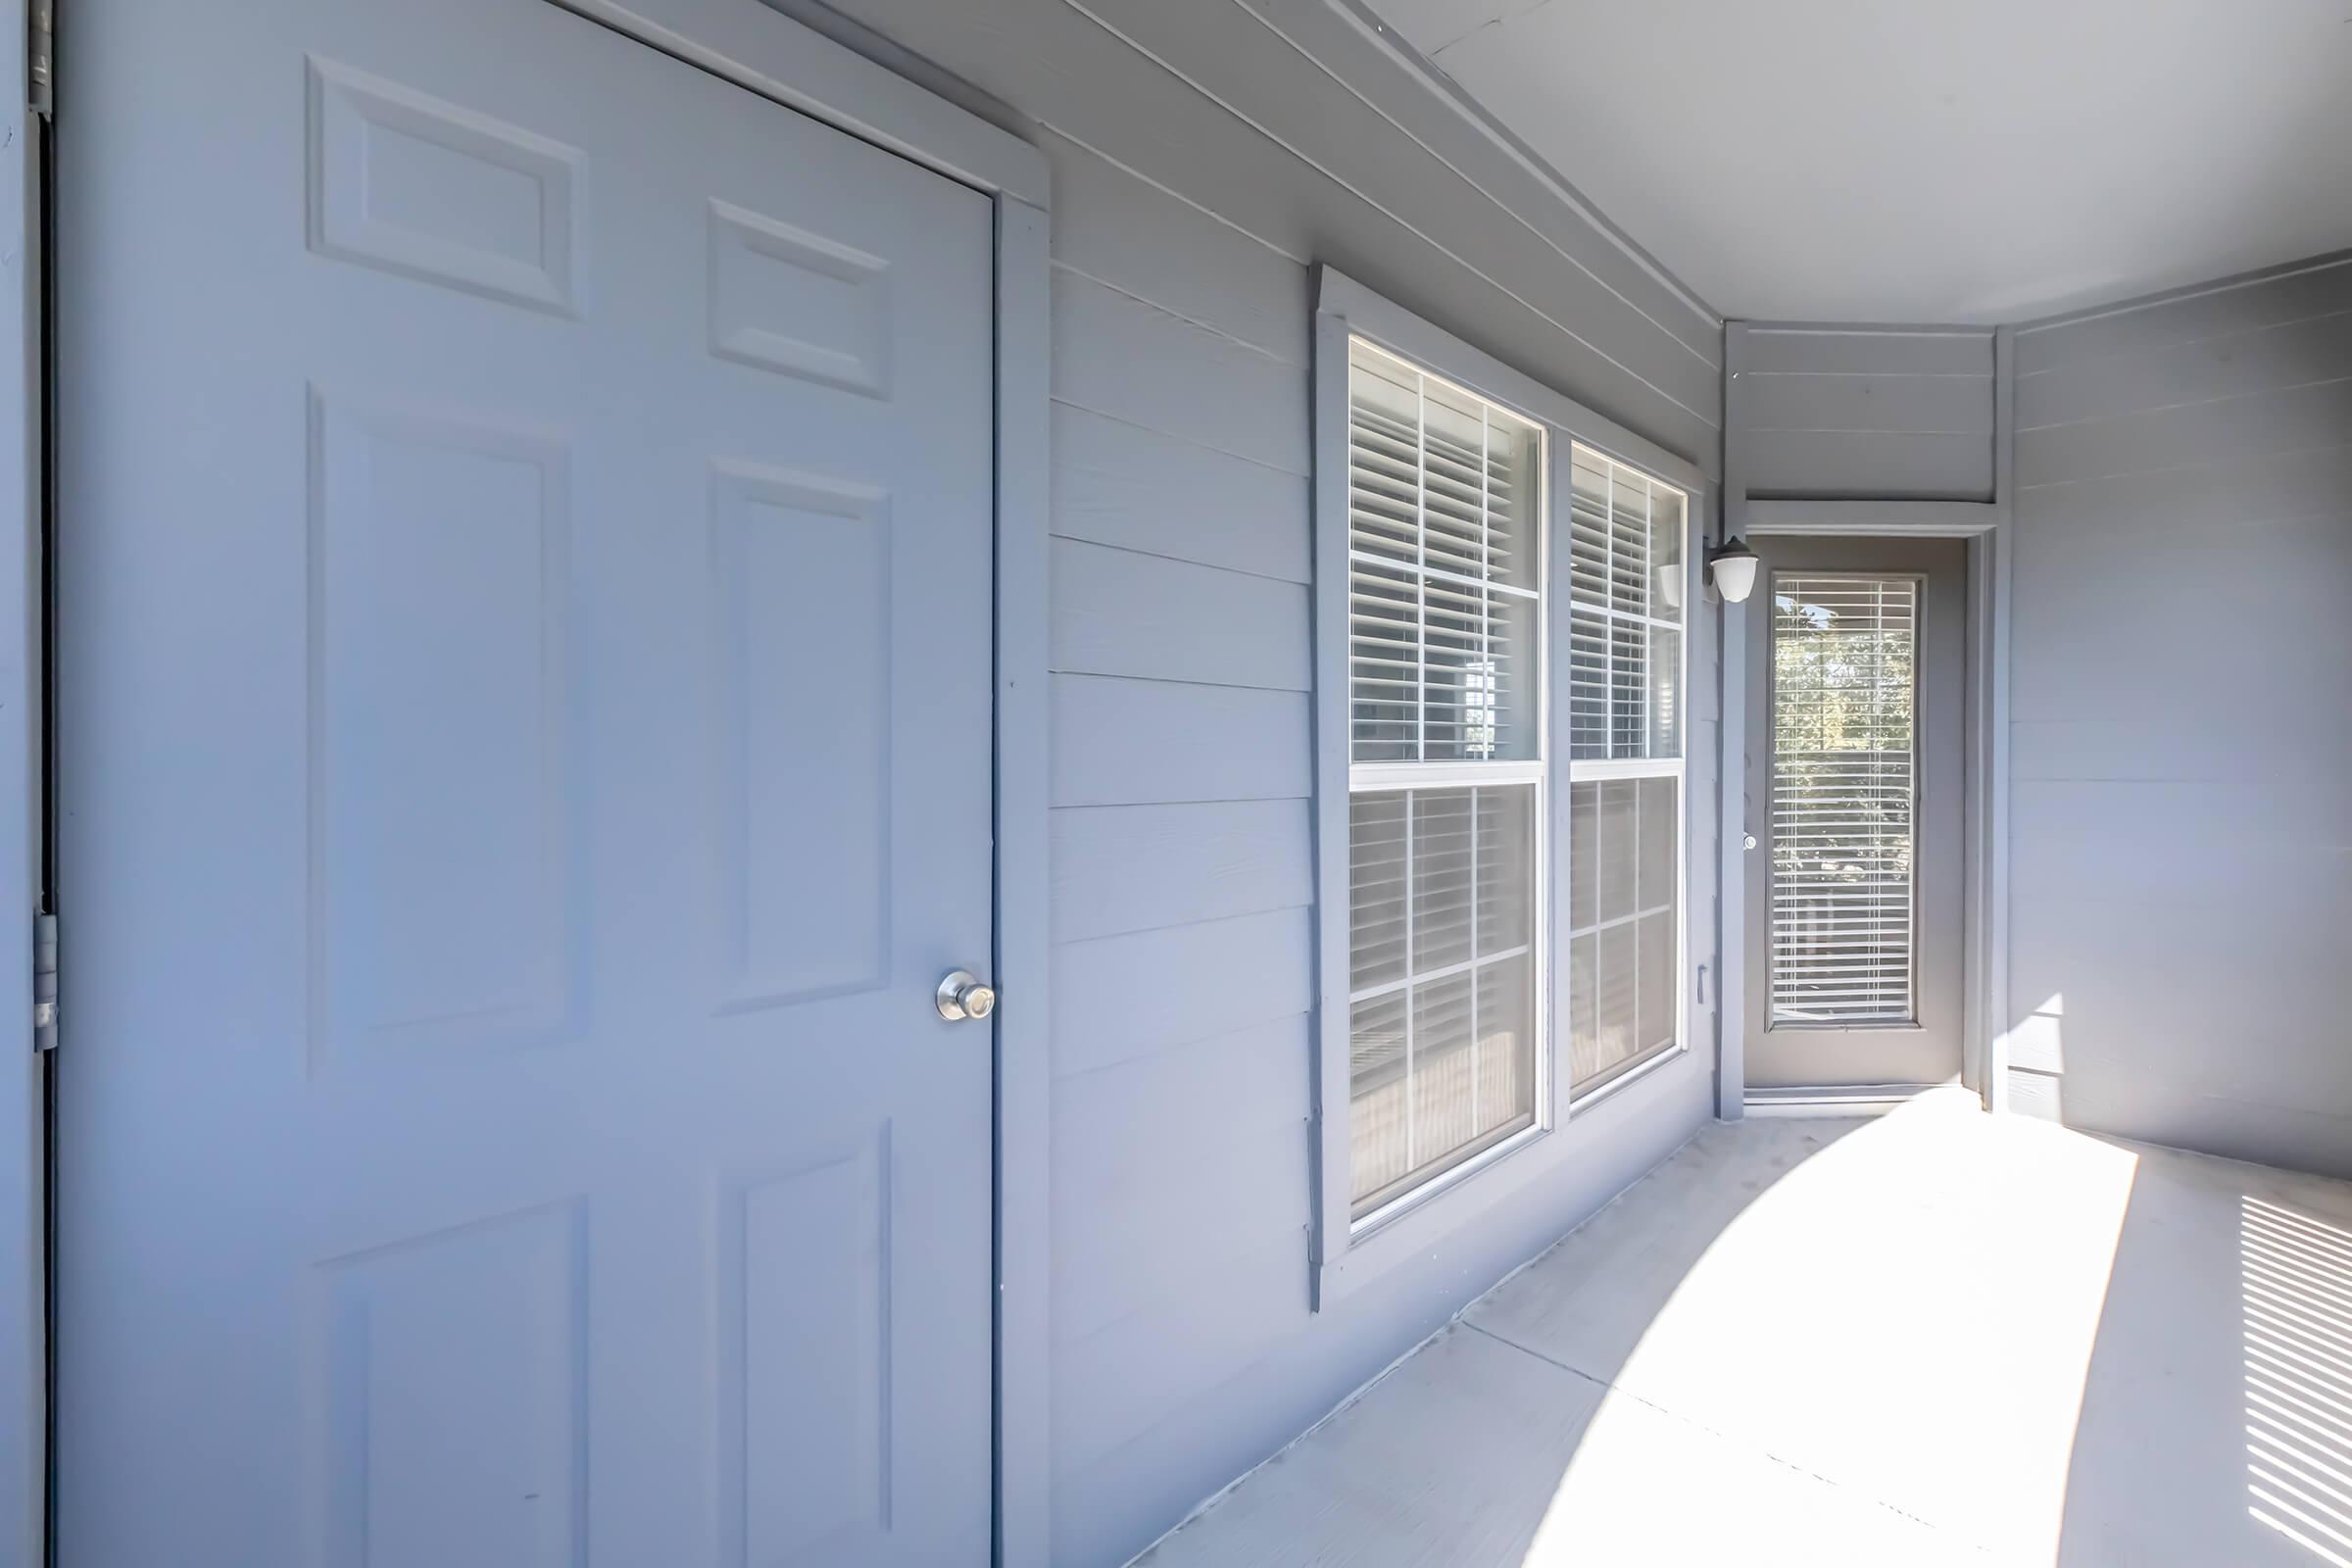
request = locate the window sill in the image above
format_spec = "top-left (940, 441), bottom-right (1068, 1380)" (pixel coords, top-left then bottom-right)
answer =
top-left (1314, 1039), bottom-right (1699, 1311)
top-left (1569, 1041), bottom-right (1689, 1115)
top-left (1348, 1119), bottom-right (1548, 1246)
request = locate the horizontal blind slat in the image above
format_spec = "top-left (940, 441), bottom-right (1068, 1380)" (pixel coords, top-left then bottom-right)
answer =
top-left (1769, 575), bottom-right (1920, 1025)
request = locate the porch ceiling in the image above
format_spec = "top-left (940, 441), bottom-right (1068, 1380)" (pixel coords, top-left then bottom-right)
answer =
top-left (1363, 0), bottom-right (2352, 323)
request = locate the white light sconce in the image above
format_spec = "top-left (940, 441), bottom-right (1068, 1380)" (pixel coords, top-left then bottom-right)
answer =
top-left (1706, 536), bottom-right (1759, 604)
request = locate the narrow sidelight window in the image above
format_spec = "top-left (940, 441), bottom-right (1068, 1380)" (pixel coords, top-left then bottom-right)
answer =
top-left (1344, 339), bottom-right (1545, 1220)
top-left (1768, 574), bottom-right (1919, 1025)
top-left (1563, 446), bottom-right (1687, 1096)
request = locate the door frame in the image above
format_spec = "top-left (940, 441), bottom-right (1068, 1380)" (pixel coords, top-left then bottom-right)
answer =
top-left (1716, 325), bottom-right (2014, 1119)
top-left (0, 0), bottom-right (40, 1562)
top-left (20, 3), bottom-right (1055, 1563)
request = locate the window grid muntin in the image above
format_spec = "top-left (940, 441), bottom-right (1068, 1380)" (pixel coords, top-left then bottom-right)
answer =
top-left (1566, 443), bottom-right (1688, 1100)
top-left (1564, 777), bottom-right (1683, 1097)
top-left (1346, 781), bottom-right (1541, 1219)
top-left (1348, 339), bottom-right (1541, 766)
top-left (1568, 448), bottom-right (1685, 763)
top-left (1346, 336), bottom-right (1547, 1224)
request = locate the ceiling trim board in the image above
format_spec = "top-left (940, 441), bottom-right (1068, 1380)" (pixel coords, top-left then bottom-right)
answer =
top-left (1315, 0), bottom-right (1722, 334)
top-left (2011, 246), bottom-right (2352, 336)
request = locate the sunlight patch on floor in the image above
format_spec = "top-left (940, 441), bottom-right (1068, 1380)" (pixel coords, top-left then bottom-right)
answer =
top-left (1512, 1091), bottom-right (2140, 1557)
top-left (1138, 1095), bottom-right (2352, 1567)
top-left (2245, 1197), bottom-right (2352, 1565)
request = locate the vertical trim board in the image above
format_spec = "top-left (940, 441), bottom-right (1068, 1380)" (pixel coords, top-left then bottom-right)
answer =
top-left (993, 195), bottom-right (1054, 1568)
top-left (1307, 309), bottom-right (1351, 1298)
top-left (0, 0), bottom-right (39, 1554)
top-left (1714, 323), bottom-right (1749, 1120)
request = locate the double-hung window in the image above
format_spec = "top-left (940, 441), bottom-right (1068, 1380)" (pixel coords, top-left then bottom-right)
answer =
top-left (1344, 339), bottom-right (1546, 1221)
top-left (1330, 312), bottom-right (1691, 1235)
top-left (1565, 448), bottom-right (1687, 1097)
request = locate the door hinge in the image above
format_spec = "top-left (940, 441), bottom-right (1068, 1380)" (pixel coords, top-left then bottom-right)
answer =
top-left (33, 910), bottom-right (55, 1051)
top-left (27, 0), bottom-right (52, 121)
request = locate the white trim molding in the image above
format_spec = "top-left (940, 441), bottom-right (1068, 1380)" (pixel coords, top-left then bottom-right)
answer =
top-left (0, 0), bottom-right (40, 1558)
top-left (1318, 269), bottom-right (1705, 496)
top-left (550, 0), bottom-right (1050, 204)
top-left (1742, 1083), bottom-right (1951, 1118)
top-left (1715, 322), bottom-right (2014, 1120)
top-left (1311, 266), bottom-right (1708, 1307)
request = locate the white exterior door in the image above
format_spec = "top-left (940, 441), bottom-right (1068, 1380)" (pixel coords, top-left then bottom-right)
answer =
top-left (56, 0), bottom-right (997, 1561)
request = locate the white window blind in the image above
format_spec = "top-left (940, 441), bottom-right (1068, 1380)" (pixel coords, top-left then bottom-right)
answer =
top-left (1567, 448), bottom-right (1683, 761)
top-left (1345, 339), bottom-right (1544, 1221)
top-left (1348, 342), bottom-right (1541, 764)
top-left (1564, 446), bottom-right (1686, 1097)
top-left (1769, 574), bottom-right (1918, 1025)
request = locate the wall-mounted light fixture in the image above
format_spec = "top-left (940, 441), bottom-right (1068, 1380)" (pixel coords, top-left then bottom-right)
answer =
top-left (1706, 535), bottom-right (1759, 604)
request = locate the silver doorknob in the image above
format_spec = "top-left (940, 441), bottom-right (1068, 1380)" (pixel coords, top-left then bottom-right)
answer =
top-left (936, 970), bottom-right (997, 1022)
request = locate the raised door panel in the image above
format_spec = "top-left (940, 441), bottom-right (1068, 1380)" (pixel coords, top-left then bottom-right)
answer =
top-left (58, 0), bottom-right (996, 1562)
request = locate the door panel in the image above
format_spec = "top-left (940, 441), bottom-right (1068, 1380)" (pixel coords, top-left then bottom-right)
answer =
top-left (57, 0), bottom-right (996, 1561)
top-left (1743, 537), bottom-right (1966, 1091)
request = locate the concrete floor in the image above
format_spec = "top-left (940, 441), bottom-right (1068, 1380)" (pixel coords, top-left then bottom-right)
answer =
top-left (1135, 1090), bottom-right (2352, 1566)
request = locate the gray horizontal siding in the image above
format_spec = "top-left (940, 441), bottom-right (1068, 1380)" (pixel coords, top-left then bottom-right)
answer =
top-left (2016, 375), bottom-right (2352, 489)
top-left (805, 6), bottom-right (1726, 1561)
top-left (1050, 799), bottom-right (1313, 945)
top-left (1052, 267), bottom-right (1309, 473)
top-left (1068, 0), bottom-right (1718, 411)
top-left (1052, 906), bottom-right (1316, 1080)
top-left (1744, 429), bottom-right (1991, 501)
top-left (828, 0), bottom-right (1721, 471)
top-left (1052, 1229), bottom-right (1303, 1479)
top-left (1744, 326), bottom-right (1991, 376)
top-left (1737, 324), bottom-right (1994, 501)
top-left (1046, 1056), bottom-right (1709, 1568)
top-left (1051, 538), bottom-right (1310, 690)
top-left (2015, 306), bottom-right (2352, 431)
top-left (2012, 255), bottom-right (2352, 1177)
top-left (1046, 127), bottom-right (1312, 365)
top-left (1052, 1013), bottom-right (1310, 1345)
top-left (1052, 676), bottom-right (1309, 808)
top-left (1051, 403), bottom-right (1310, 583)
top-left (1221, 0), bottom-right (1711, 361)
top-left (2015, 255), bottom-right (2352, 375)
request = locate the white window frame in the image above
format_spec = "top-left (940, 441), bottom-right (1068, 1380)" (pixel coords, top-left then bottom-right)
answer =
top-left (1565, 447), bottom-right (1692, 1102)
top-left (1309, 268), bottom-right (1707, 1308)
top-left (1342, 336), bottom-right (1554, 1232)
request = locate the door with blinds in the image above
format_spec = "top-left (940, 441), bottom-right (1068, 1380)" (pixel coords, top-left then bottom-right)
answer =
top-left (1743, 536), bottom-right (1966, 1091)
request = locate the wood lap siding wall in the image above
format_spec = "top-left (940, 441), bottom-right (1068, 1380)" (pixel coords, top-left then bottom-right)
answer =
top-left (810, 1), bottom-right (1725, 1561)
top-left (1736, 324), bottom-right (1996, 502)
top-left (2010, 258), bottom-right (2352, 1180)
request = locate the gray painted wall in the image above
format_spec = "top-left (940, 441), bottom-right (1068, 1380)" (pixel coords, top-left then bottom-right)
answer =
top-left (800, 2), bottom-right (1727, 1561)
top-left (1724, 289), bottom-right (2352, 1180)
top-left (1735, 324), bottom-right (1996, 501)
top-left (2008, 258), bottom-right (2352, 1178)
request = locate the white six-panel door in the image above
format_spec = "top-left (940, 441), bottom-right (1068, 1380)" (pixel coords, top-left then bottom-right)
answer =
top-left (57, 0), bottom-right (996, 1560)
